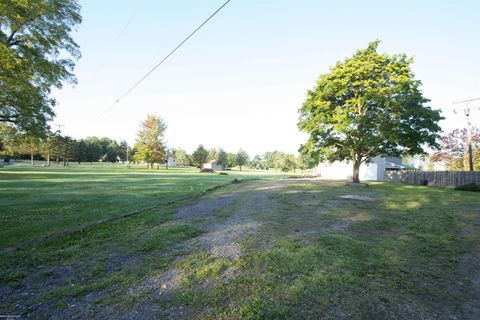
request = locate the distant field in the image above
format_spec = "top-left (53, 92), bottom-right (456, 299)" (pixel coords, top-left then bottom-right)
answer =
top-left (0, 163), bottom-right (287, 249)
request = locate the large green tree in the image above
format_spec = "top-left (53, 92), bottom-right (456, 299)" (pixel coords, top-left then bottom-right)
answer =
top-left (298, 41), bottom-right (443, 182)
top-left (192, 145), bottom-right (208, 169)
top-left (226, 152), bottom-right (236, 169)
top-left (0, 0), bottom-right (81, 132)
top-left (235, 149), bottom-right (249, 171)
top-left (134, 114), bottom-right (167, 169)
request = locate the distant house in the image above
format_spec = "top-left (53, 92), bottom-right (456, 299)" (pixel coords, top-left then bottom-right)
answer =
top-left (203, 159), bottom-right (224, 171)
top-left (314, 156), bottom-right (415, 181)
top-left (167, 157), bottom-right (176, 167)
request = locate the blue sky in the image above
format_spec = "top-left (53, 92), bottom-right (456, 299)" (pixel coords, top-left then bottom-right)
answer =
top-left (53, 0), bottom-right (480, 155)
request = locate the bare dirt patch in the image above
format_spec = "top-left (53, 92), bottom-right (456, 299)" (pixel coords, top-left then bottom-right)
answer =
top-left (175, 195), bottom-right (236, 220)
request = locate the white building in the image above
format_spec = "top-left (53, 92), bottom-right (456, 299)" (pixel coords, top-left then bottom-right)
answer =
top-left (314, 156), bottom-right (414, 181)
top-left (167, 157), bottom-right (176, 167)
top-left (203, 159), bottom-right (224, 171)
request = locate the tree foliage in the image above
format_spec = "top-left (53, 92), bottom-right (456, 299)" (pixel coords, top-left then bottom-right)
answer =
top-left (216, 148), bottom-right (228, 167)
top-left (134, 114), bottom-right (167, 169)
top-left (235, 149), bottom-right (249, 171)
top-left (226, 152), bottom-right (236, 169)
top-left (298, 40), bottom-right (443, 182)
top-left (174, 149), bottom-right (189, 167)
top-left (250, 155), bottom-right (266, 170)
top-left (0, 0), bottom-right (82, 133)
top-left (192, 144), bottom-right (208, 168)
top-left (431, 127), bottom-right (480, 171)
top-left (0, 123), bottom-right (132, 165)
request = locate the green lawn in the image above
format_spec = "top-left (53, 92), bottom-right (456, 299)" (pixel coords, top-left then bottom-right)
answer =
top-left (0, 165), bottom-right (479, 319)
top-left (0, 164), bottom-right (284, 249)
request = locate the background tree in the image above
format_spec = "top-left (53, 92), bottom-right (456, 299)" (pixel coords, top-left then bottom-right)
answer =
top-left (60, 135), bottom-right (75, 166)
top-left (21, 133), bottom-right (43, 165)
top-left (104, 139), bottom-right (119, 163)
top-left (84, 137), bottom-right (102, 163)
top-left (431, 127), bottom-right (480, 171)
top-left (250, 155), bottom-right (266, 170)
top-left (175, 149), bottom-right (190, 167)
top-left (226, 152), bottom-right (236, 169)
top-left (0, 123), bottom-right (20, 158)
top-left (217, 148), bottom-right (228, 167)
top-left (275, 152), bottom-right (296, 172)
top-left (235, 149), bottom-right (249, 171)
top-left (296, 152), bottom-right (315, 172)
top-left (72, 139), bottom-right (87, 164)
top-left (134, 114), bottom-right (167, 169)
top-left (0, 0), bottom-right (82, 133)
top-left (192, 145), bottom-right (208, 169)
top-left (298, 41), bottom-right (443, 182)
top-left (264, 151), bottom-right (280, 170)
top-left (207, 148), bottom-right (218, 161)
top-left (117, 140), bottom-right (129, 163)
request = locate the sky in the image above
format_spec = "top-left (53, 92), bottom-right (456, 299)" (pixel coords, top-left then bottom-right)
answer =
top-left (52, 0), bottom-right (480, 156)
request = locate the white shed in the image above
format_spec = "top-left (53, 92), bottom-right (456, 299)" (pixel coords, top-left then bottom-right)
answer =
top-left (203, 159), bottom-right (224, 171)
top-left (167, 157), bottom-right (176, 167)
top-left (314, 157), bottom-right (414, 181)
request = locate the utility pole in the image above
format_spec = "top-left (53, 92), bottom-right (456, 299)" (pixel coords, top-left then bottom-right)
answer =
top-left (53, 123), bottom-right (65, 134)
top-left (453, 98), bottom-right (480, 171)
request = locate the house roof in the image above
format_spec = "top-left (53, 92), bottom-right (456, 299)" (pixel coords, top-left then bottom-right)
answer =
top-left (385, 162), bottom-right (416, 170)
top-left (206, 159), bottom-right (218, 164)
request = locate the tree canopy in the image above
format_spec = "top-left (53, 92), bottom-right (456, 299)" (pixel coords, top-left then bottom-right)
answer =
top-left (174, 149), bottom-right (189, 167)
top-left (192, 144), bottom-right (208, 169)
top-left (0, 0), bottom-right (81, 133)
top-left (134, 114), bottom-right (167, 169)
top-left (298, 41), bottom-right (443, 182)
top-left (431, 127), bottom-right (480, 171)
top-left (235, 149), bottom-right (249, 171)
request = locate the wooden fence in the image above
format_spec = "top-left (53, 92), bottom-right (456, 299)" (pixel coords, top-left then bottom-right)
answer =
top-left (385, 170), bottom-right (480, 188)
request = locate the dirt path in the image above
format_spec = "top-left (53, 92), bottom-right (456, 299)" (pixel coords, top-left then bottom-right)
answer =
top-left (119, 178), bottom-right (364, 319)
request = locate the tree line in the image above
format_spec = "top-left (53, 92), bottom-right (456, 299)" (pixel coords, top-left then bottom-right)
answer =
top-left (0, 125), bottom-right (130, 165)
top-left (0, 116), bottom-right (314, 172)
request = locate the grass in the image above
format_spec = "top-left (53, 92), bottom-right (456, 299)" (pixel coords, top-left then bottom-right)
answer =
top-left (167, 181), bottom-right (479, 319)
top-left (1, 165), bottom-right (479, 318)
top-left (0, 163), bottom-right (285, 248)
top-left (0, 164), bottom-right (289, 311)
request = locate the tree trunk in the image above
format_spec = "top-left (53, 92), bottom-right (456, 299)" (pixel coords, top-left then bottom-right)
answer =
top-left (47, 151), bottom-right (50, 166)
top-left (30, 151), bottom-right (34, 166)
top-left (352, 159), bottom-right (361, 183)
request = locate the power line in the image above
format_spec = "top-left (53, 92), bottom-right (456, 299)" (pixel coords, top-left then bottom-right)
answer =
top-left (84, 0), bottom-right (232, 131)
top-left (453, 97), bottom-right (480, 105)
top-left (116, 3), bottom-right (142, 39)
